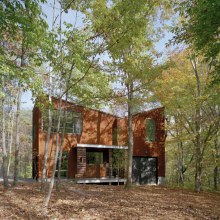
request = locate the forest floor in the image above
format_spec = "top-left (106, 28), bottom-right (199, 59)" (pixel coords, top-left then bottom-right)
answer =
top-left (0, 181), bottom-right (219, 220)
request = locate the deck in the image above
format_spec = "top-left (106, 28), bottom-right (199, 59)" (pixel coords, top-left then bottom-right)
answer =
top-left (75, 177), bottom-right (127, 184)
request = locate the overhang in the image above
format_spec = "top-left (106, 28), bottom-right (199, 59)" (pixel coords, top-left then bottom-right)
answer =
top-left (77, 143), bottom-right (128, 150)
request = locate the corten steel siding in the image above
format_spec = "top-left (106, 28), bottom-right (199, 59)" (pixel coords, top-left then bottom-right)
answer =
top-left (132, 107), bottom-right (165, 177)
top-left (34, 97), bottom-right (165, 179)
top-left (35, 98), bottom-right (119, 178)
top-left (117, 118), bottom-right (128, 146)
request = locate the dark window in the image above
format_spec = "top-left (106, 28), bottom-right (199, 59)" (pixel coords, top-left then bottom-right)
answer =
top-left (146, 118), bottom-right (156, 142)
top-left (41, 109), bottom-right (82, 134)
top-left (86, 152), bottom-right (103, 165)
top-left (113, 127), bottom-right (118, 145)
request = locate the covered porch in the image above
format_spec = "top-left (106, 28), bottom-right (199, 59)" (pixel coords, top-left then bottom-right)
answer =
top-left (74, 144), bottom-right (128, 183)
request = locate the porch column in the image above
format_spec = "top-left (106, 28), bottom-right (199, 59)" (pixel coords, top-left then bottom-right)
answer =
top-left (109, 149), bottom-right (113, 177)
top-left (76, 147), bottom-right (86, 178)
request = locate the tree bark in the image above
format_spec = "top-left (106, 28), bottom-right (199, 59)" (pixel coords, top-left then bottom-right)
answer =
top-left (14, 38), bottom-right (25, 186)
top-left (214, 134), bottom-right (219, 191)
top-left (214, 166), bottom-right (219, 191)
top-left (125, 82), bottom-right (134, 189)
top-left (14, 87), bottom-right (22, 186)
top-left (1, 75), bottom-right (9, 188)
top-left (56, 75), bottom-right (71, 191)
top-left (44, 97), bottom-right (62, 208)
top-left (7, 100), bottom-right (15, 177)
top-left (41, 0), bottom-right (56, 192)
top-left (41, 75), bottom-right (52, 192)
top-left (177, 141), bottom-right (184, 186)
top-left (190, 55), bottom-right (203, 192)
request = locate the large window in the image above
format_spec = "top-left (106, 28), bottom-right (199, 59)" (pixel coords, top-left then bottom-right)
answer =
top-left (41, 109), bottom-right (82, 134)
top-left (86, 152), bottom-right (103, 165)
top-left (145, 118), bottom-right (156, 142)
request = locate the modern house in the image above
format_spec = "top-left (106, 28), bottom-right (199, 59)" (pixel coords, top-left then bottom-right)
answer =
top-left (32, 97), bottom-right (165, 184)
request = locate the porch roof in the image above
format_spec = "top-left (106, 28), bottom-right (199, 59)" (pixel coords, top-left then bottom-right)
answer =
top-left (77, 143), bottom-right (128, 150)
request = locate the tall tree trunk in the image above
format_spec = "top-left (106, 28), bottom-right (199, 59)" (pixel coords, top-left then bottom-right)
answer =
top-left (14, 39), bottom-right (25, 186)
top-left (7, 98), bottom-right (15, 177)
top-left (56, 74), bottom-right (71, 191)
top-left (44, 2), bottom-right (63, 198)
top-left (214, 166), bottom-right (219, 191)
top-left (214, 134), bottom-right (219, 191)
top-left (56, 103), bottom-right (66, 192)
top-left (41, 0), bottom-right (56, 192)
top-left (41, 75), bottom-right (52, 192)
top-left (44, 97), bottom-right (62, 208)
top-left (56, 0), bottom-right (68, 192)
top-left (190, 55), bottom-right (203, 192)
top-left (125, 82), bottom-right (134, 188)
top-left (177, 141), bottom-right (184, 186)
top-left (14, 87), bottom-right (22, 186)
top-left (2, 75), bottom-right (9, 188)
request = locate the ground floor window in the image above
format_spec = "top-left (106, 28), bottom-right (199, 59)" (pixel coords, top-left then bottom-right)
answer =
top-left (86, 152), bottom-right (103, 165)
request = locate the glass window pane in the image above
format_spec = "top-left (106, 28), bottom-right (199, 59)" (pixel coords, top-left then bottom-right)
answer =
top-left (146, 118), bottom-right (156, 142)
top-left (87, 152), bottom-right (103, 165)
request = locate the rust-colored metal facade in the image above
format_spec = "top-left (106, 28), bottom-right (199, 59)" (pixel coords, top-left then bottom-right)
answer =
top-left (32, 98), bottom-right (165, 183)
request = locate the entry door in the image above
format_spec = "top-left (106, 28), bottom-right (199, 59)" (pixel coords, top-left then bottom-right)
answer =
top-left (132, 157), bottom-right (157, 184)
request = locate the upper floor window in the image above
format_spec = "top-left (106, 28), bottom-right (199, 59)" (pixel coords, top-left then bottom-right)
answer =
top-left (145, 118), bottom-right (156, 142)
top-left (41, 109), bottom-right (82, 134)
top-left (112, 127), bottom-right (118, 145)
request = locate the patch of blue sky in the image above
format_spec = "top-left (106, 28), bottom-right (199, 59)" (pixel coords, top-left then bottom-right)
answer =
top-left (21, 1), bottom-right (174, 110)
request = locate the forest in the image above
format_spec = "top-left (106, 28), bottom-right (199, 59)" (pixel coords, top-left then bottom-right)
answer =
top-left (0, 0), bottom-right (220, 219)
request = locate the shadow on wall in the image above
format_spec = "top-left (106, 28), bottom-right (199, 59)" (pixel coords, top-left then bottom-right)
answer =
top-left (82, 110), bottom-right (116, 145)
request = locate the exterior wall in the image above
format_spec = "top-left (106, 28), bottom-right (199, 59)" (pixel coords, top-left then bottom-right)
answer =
top-left (34, 98), bottom-right (120, 178)
top-left (33, 97), bottom-right (165, 181)
top-left (132, 107), bottom-right (165, 178)
top-left (117, 118), bottom-right (128, 146)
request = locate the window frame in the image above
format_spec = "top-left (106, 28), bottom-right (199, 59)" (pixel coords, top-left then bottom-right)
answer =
top-left (86, 152), bottom-right (104, 165)
top-left (41, 109), bottom-right (82, 134)
top-left (145, 118), bottom-right (156, 143)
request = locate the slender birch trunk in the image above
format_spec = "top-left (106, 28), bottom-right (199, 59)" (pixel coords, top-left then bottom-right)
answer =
top-left (125, 82), bottom-right (134, 188)
top-left (44, 97), bottom-right (62, 208)
top-left (14, 87), bottom-right (22, 186)
top-left (190, 55), bottom-right (203, 192)
top-left (1, 75), bottom-right (9, 188)
top-left (14, 36), bottom-right (25, 185)
top-left (7, 105), bottom-right (15, 177)
top-left (44, 0), bottom-right (63, 206)
top-left (56, 74), bottom-right (72, 191)
top-left (41, 0), bottom-right (56, 192)
top-left (41, 76), bottom-right (52, 192)
top-left (56, 99), bottom-right (67, 192)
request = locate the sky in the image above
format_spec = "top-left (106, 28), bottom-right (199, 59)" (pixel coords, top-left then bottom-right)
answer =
top-left (21, 0), bottom-right (174, 110)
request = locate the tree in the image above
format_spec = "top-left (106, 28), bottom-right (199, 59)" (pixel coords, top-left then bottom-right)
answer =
top-left (63, 0), bottom-right (171, 188)
top-left (152, 49), bottom-right (220, 192)
top-left (1, 74), bottom-right (9, 188)
top-left (172, 0), bottom-right (220, 79)
top-left (0, 0), bottom-right (50, 187)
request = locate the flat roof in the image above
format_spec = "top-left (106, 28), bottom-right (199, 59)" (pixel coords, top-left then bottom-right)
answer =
top-left (77, 144), bottom-right (128, 150)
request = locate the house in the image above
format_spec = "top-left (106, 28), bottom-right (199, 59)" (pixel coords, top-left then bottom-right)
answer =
top-left (32, 97), bottom-right (165, 184)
